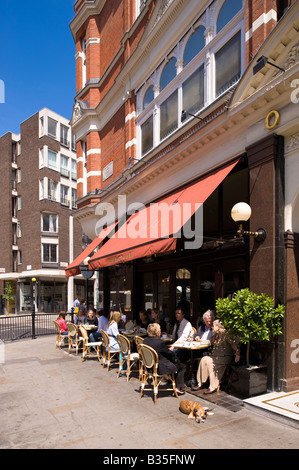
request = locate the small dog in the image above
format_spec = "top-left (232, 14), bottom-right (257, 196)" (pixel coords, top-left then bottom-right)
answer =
top-left (179, 399), bottom-right (214, 423)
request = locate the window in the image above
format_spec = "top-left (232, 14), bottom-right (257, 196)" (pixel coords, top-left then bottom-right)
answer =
top-left (143, 86), bottom-right (154, 110)
top-left (71, 159), bottom-right (77, 180)
top-left (160, 58), bottom-right (177, 90)
top-left (182, 64), bottom-right (204, 116)
top-left (71, 188), bottom-right (77, 208)
top-left (17, 169), bottom-right (21, 183)
top-left (60, 185), bottom-right (69, 206)
top-left (48, 149), bottom-right (57, 170)
top-left (18, 251), bottom-right (22, 265)
top-left (42, 214), bottom-right (57, 233)
top-left (17, 222), bottom-right (21, 238)
top-left (60, 125), bottom-right (69, 147)
top-left (81, 37), bottom-right (86, 88)
top-left (40, 148), bottom-right (44, 168)
top-left (71, 132), bottom-right (76, 152)
top-left (136, 1), bottom-right (244, 158)
top-left (40, 117), bottom-right (44, 136)
top-left (60, 155), bottom-right (69, 177)
top-left (217, 0), bottom-right (243, 33)
top-left (40, 179), bottom-right (45, 200)
top-left (183, 26), bottom-right (205, 65)
top-left (48, 180), bottom-right (58, 201)
top-left (136, 0), bottom-right (146, 18)
top-left (141, 116), bottom-right (153, 155)
top-left (42, 244), bottom-right (57, 263)
top-left (215, 31), bottom-right (241, 96)
top-left (48, 118), bottom-right (57, 138)
top-left (160, 90), bottom-right (178, 140)
top-left (17, 196), bottom-right (21, 210)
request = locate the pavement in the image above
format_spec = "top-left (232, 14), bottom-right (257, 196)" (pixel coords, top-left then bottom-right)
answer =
top-left (0, 335), bottom-right (298, 453)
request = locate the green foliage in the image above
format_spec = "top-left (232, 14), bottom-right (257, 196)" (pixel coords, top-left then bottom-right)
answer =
top-left (3, 282), bottom-right (14, 302)
top-left (215, 288), bottom-right (285, 344)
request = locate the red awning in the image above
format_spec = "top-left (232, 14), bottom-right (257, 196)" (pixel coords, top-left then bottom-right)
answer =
top-left (65, 223), bottom-right (117, 277)
top-left (88, 160), bottom-right (239, 269)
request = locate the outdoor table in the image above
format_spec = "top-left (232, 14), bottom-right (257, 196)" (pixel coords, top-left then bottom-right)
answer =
top-left (120, 329), bottom-right (147, 338)
top-left (173, 340), bottom-right (211, 389)
top-left (83, 324), bottom-right (97, 331)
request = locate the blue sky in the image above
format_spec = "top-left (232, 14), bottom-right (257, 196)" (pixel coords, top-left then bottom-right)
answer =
top-left (0, 0), bottom-right (76, 137)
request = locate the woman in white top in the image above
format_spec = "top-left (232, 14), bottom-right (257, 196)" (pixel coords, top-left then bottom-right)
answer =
top-left (106, 311), bottom-right (121, 351)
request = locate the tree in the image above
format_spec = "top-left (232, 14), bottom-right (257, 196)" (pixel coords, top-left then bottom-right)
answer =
top-left (3, 282), bottom-right (15, 314)
top-left (215, 288), bottom-right (285, 367)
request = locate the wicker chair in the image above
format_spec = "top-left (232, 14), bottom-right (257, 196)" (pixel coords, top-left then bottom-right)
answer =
top-left (134, 335), bottom-right (144, 380)
top-left (116, 334), bottom-right (139, 381)
top-left (79, 325), bottom-right (102, 362)
top-left (137, 343), bottom-right (178, 404)
top-left (53, 320), bottom-right (67, 349)
top-left (67, 323), bottom-right (83, 355)
top-left (100, 329), bottom-right (120, 372)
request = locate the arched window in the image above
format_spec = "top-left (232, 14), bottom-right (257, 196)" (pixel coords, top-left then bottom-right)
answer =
top-left (217, 0), bottom-right (242, 32)
top-left (183, 26), bottom-right (205, 65)
top-left (160, 57), bottom-right (177, 90)
top-left (143, 86), bottom-right (154, 109)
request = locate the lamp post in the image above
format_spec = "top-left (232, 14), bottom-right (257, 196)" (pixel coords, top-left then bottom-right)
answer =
top-left (231, 202), bottom-right (266, 243)
top-left (31, 277), bottom-right (37, 339)
top-left (80, 257), bottom-right (94, 307)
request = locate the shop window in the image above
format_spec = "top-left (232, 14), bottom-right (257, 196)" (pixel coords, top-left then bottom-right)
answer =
top-left (143, 272), bottom-right (154, 311)
top-left (158, 270), bottom-right (170, 322)
top-left (176, 268), bottom-right (191, 314)
top-left (182, 64), bottom-right (204, 116)
top-left (183, 26), bottom-right (205, 65)
top-left (160, 57), bottom-right (177, 90)
top-left (215, 31), bottom-right (241, 96)
top-left (216, 0), bottom-right (243, 32)
top-left (198, 264), bottom-right (215, 316)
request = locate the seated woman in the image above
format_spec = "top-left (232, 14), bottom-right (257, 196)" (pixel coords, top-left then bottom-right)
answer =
top-left (106, 311), bottom-right (122, 351)
top-left (151, 308), bottom-right (167, 334)
top-left (56, 311), bottom-right (68, 335)
top-left (193, 319), bottom-right (240, 394)
top-left (85, 308), bottom-right (98, 326)
top-left (143, 323), bottom-right (186, 395)
top-left (136, 310), bottom-right (152, 329)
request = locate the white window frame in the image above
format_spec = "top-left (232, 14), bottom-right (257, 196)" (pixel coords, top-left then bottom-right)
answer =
top-left (136, 1), bottom-right (245, 159)
top-left (42, 243), bottom-right (58, 264)
top-left (41, 213), bottom-right (58, 233)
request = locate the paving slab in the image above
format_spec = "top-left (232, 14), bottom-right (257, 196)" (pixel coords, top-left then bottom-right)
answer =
top-left (0, 336), bottom-right (298, 451)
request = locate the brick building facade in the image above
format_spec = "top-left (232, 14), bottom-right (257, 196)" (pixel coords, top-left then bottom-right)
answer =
top-left (68, 0), bottom-right (299, 392)
top-left (0, 108), bottom-right (85, 313)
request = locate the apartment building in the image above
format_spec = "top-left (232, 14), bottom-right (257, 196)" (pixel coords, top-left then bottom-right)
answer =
top-left (0, 108), bottom-right (85, 313)
top-left (68, 0), bottom-right (299, 392)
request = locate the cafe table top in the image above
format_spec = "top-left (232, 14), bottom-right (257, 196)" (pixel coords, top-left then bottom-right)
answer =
top-left (119, 329), bottom-right (147, 337)
top-left (172, 340), bottom-right (211, 350)
top-left (82, 324), bottom-right (98, 331)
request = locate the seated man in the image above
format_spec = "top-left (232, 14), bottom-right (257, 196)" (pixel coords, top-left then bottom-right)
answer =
top-left (169, 306), bottom-right (193, 365)
top-left (144, 323), bottom-right (186, 395)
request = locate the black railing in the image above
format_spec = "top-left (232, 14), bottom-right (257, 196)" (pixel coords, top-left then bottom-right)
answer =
top-left (0, 312), bottom-right (72, 342)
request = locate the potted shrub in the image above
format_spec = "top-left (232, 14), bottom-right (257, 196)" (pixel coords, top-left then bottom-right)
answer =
top-left (215, 288), bottom-right (285, 397)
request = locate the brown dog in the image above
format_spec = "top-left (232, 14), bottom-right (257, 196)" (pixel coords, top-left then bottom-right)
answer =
top-left (179, 399), bottom-right (214, 423)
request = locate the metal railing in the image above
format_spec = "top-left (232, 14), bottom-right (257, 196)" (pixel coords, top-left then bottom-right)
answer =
top-left (0, 312), bottom-right (72, 342)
